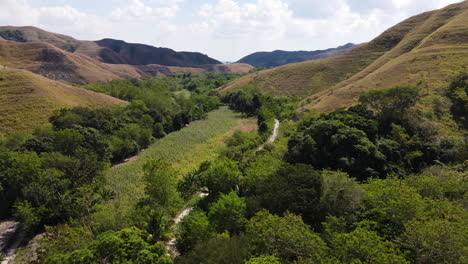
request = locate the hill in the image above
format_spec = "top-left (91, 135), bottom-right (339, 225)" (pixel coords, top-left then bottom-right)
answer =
top-left (237, 43), bottom-right (358, 67)
top-left (0, 66), bottom-right (125, 135)
top-left (0, 26), bottom-right (222, 67)
top-left (0, 39), bottom-right (145, 84)
top-left (222, 1), bottom-right (468, 111)
top-left (95, 38), bottom-right (221, 66)
top-left (0, 38), bottom-right (253, 85)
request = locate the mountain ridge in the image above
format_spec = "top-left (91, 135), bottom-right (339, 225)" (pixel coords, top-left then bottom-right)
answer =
top-left (237, 43), bottom-right (358, 67)
top-left (0, 28), bottom-right (253, 85)
top-left (0, 26), bottom-right (222, 67)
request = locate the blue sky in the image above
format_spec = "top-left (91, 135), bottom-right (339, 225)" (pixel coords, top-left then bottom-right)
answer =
top-left (0, 0), bottom-right (463, 61)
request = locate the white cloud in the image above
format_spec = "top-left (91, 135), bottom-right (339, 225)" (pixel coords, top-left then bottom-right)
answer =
top-left (199, 0), bottom-right (292, 39)
top-left (0, 0), bottom-right (39, 25)
top-left (0, 0), bottom-right (464, 61)
top-left (37, 5), bottom-right (111, 37)
top-left (111, 0), bottom-right (180, 20)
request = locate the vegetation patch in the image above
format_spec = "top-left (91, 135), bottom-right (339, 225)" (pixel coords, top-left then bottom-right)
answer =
top-left (91, 107), bottom-right (253, 232)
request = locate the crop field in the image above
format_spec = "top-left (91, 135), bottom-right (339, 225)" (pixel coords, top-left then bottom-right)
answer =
top-left (91, 106), bottom-right (256, 231)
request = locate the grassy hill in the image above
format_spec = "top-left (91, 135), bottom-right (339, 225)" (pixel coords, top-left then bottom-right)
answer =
top-left (0, 39), bottom-right (147, 84)
top-left (237, 43), bottom-right (358, 68)
top-left (0, 66), bottom-right (125, 135)
top-left (0, 39), bottom-right (253, 85)
top-left (222, 1), bottom-right (468, 111)
top-left (0, 26), bottom-right (222, 67)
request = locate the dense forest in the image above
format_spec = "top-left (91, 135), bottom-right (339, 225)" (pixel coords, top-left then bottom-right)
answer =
top-left (1, 72), bottom-right (467, 264)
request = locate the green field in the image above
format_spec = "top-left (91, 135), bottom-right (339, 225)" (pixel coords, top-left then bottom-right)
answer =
top-left (91, 106), bottom-right (254, 231)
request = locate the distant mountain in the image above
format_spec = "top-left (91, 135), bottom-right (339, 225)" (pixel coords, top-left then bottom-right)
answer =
top-left (223, 1), bottom-right (468, 112)
top-left (95, 38), bottom-right (221, 66)
top-left (0, 26), bottom-right (222, 67)
top-left (237, 43), bottom-right (358, 67)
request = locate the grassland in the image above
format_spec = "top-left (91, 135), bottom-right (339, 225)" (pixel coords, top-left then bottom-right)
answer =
top-left (0, 67), bottom-right (125, 136)
top-left (222, 1), bottom-right (468, 112)
top-left (91, 107), bottom-right (257, 231)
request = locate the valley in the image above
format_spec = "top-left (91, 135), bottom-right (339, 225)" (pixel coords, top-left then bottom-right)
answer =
top-left (0, 1), bottom-right (467, 264)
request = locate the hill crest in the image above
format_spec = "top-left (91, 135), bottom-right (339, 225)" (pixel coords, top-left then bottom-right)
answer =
top-left (222, 1), bottom-right (468, 112)
top-left (0, 26), bottom-right (222, 68)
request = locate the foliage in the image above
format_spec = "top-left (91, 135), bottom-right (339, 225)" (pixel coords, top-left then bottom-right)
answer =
top-left (246, 210), bottom-right (329, 263)
top-left (177, 235), bottom-right (250, 264)
top-left (208, 191), bottom-right (247, 234)
top-left (245, 255), bottom-right (282, 264)
top-left (447, 72), bottom-right (468, 128)
top-left (359, 85), bottom-right (419, 123)
top-left (176, 210), bottom-right (214, 254)
top-left (362, 178), bottom-right (427, 238)
top-left (329, 227), bottom-right (409, 264)
top-left (223, 85), bottom-right (298, 134)
top-left (200, 158), bottom-right (242, 197)
top-left (136, 159), bottom-right (182, 239)
top-left (92, 107), bottom-right (246, 232)
top-left (44, 227), bottom-right (172, 264)
top-left (250, 163), bottom-right (322, 226)
top-left (398, 218), bottom-right (467, 264)
top-left (287, 85), bottom-right (465, 180)
top-left (319, 170), bottom-right (365, 220)
top-left (0, 149), bottom-right (106, 230)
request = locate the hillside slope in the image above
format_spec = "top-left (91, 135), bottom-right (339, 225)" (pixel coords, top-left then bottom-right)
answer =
top-left (222, 1), bottom-right (468, 108)
top-left (0, 40), bottom-right (144, 84)
top-left (0, 66), bottom-right (125, 135)
top-left (237, 43), bottom-right (358, 67)
top-left (0, 39), bottom-right (253, 85)
top-left (0, 26), bottom-right (221, 67)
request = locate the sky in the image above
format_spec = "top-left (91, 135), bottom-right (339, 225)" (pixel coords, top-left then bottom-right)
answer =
top-left (0, 0), bottom-right (464, 61)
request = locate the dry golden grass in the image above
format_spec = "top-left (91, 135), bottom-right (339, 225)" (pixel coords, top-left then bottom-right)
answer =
top-left (0, 40), bottom-right (144, 83)
top-left (0, 67), bottom-right (125, 135)
top-left (222, 1), bottom-right (468, 113)
top-left (304, 2), bottom-right (468, 112)
top-left (0, 39), bottom-right (253, 85)
top-left (0, 26), bottom-right (254, 85)
top-left (218, 63), bottom-right (255, 73)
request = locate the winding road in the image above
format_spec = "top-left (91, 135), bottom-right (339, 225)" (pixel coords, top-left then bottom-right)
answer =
top-left (258, 119), bottom-right (280, 151)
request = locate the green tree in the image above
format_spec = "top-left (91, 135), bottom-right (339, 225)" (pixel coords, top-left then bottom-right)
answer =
top-left (208, 191), bottom-right (247, 234)
top-left (53, 129), bottom-right (84, 156)
top-left (176, 210), bottom-right (213, 254)
top-left (320, 170), bottom-right (365, 219)
top-left (330, 227), bottom-right (408, 264)
top-left (177, 235), bottom-right (250, 264)
top-left (287, 119), bottom-right (386, 180)
top-left (253, 164), bottom-right (323, 226)
top-left (447, 72), bottom-right (467, 127)
top-left (359, 85), bottom-right (419, 123)
top-left (246, 210), bottom-right (329, 263)
top-left (201, 158), bottom-right (242, 197)
top-left (398, 218), bottom-right (467, 264)
top-left (363, 178), bottom-right (426, 237)
top-left (139, 159), bottom-right (182, 239)
top-left (44, 227), bottom-right (172, 264)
